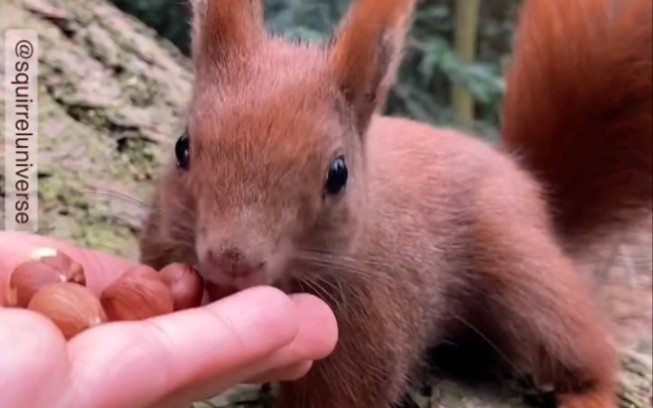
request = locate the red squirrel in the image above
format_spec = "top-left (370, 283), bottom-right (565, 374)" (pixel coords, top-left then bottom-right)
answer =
top-left (138, 0), bottom-right (652, 407)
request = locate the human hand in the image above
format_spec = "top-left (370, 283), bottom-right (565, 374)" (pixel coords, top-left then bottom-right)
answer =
top-left (0, 232), bottom-right (338, 408)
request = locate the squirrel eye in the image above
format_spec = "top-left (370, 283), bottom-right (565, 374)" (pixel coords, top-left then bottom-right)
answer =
top-left (324, 155), bottom-right (348, 196)
top-left (175, 131), bottom-right (190, 170)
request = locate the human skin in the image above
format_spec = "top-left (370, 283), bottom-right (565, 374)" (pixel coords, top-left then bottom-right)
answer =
top-left (0, 231), bottom-right (338, 408)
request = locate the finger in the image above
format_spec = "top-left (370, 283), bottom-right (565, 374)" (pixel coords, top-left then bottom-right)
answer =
top-left (0, 308), bottom-right (72, 407)
top-left (245, 360), bottom-right (314, 384)
top-left (67, 287), bottom-right (304, 408)
top-left (237, 293), bottom-right (338, 375)
top-left (0, 232), bottom-right (137, 302)
top-left (157, 293), bottom-right (338, 407)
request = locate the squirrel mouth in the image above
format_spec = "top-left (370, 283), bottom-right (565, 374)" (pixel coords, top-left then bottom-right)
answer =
top-left (205, 281), bottom-right (239, 302)
top-left (202, 271), bottom-right (295, 302)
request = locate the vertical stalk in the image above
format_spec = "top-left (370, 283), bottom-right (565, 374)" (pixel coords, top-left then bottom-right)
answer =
top-left (451, 0), bottom-right (481, 128)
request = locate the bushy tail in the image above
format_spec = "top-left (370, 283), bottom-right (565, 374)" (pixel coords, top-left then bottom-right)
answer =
top-left (501, 0), bottom-right (652, 244)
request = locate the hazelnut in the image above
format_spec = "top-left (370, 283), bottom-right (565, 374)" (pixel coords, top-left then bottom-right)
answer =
top-left (6, 249), bottom-right (86, 308)
top-left (27, 282), bottom-right (107, 340)
top-left (37, 250), bottom-right (85, 284)
top-left (159, 263), bottom-right (205, 310)
top-left (100, 265), bottom-right (174, 321)
top-left (29, 247), bottom-right (59, 260)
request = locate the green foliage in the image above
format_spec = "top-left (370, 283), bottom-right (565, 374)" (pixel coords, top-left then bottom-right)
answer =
top-left (110, 0), bottom-right (519, 137)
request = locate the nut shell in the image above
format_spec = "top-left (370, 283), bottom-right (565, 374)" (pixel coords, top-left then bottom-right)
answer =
top-left (100, 265), bottom-right (174, 321)
top-left (38, 251), bottom-right (85, 285)
top-left (6, 250), bottom-right (86, 308)
top-left (159, 263), bottom-right (205, 310)
top-left (27, 282), bottom-right (107, 340)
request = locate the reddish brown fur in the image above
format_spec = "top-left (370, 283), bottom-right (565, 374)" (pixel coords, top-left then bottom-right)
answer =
top-left (190, 0), bottom-right (265, 66)
top-left (330, 0), bottom-right (416, 131)
top-left (501, 0), bottom-right (653, 245)
top-left (139, 0), bottom-right (652, 407)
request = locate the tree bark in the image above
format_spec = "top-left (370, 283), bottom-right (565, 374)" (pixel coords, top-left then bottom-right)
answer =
top-left (1, 0), bottom-right (192, 259)
top-left (0, 0), bottom-right (650, 407)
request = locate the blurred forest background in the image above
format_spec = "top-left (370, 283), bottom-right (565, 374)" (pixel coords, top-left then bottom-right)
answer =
top-left (110, 0), bottom-right (520, 138)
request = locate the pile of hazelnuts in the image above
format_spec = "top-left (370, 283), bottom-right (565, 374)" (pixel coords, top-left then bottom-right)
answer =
top-left (4, 248), bottom-right (205, 340)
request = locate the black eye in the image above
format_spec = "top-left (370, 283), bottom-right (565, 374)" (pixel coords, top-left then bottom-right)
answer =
top-left (175, 130), bottom-right (190, 170)
top-left (324, 155), bottom-right (348, 196)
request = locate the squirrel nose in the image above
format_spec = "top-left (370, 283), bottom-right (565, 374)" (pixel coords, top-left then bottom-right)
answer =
top-left (204, 248), bottom-right (265, 279)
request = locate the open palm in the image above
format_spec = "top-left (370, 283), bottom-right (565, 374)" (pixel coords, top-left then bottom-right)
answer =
top-left (0, 232), bottom-right (337, 408)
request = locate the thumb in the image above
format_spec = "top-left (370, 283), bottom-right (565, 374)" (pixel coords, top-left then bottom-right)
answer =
top-left (67, 286), bottom-right (337, 408)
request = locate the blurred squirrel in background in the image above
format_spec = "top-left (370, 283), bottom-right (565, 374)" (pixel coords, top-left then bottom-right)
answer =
top-left (139, 0), bottom-right (652, 407)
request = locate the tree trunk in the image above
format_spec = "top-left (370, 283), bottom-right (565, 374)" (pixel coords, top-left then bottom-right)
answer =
top-left (0, 0), bottom-right (650, 407)
top-left (451, 0), bottom-right (480, 129)
top-left (1, 0), bottom-right (192, 259)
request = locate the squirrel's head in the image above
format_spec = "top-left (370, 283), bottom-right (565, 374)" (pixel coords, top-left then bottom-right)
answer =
top-left (149, 0), bottom-right (415, 289)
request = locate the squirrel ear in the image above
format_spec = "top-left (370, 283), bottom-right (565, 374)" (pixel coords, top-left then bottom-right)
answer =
top-left (330, 0), bottom-right (415, 134)
top-left (189, 0), bottom-right (208, 59)
top-left (189, 0), bottom-right (265, 67)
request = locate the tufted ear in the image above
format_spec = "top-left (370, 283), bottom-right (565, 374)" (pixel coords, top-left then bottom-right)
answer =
top-left (189, 0), bottom-right (265, 68)
top-left (330, 0), bottom-right (416, 134)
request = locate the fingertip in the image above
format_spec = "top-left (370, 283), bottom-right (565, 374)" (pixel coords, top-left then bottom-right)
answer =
top-left (230, 292), bottom-right (338, 386)
top-left (206, 286), bottom-right (296, 317)
top-left (0, 307), bottom-right (67, 348)
top-left (246, 360), bottom-right (314, 384)
top-left (200, 285), bottom-right (301, 346)
top-left (278, 360), bottom-right (314, 381)
top-left (0, 308), bottom-right (71, 406)
top-left (289, 293), bottom-right (339, 360)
